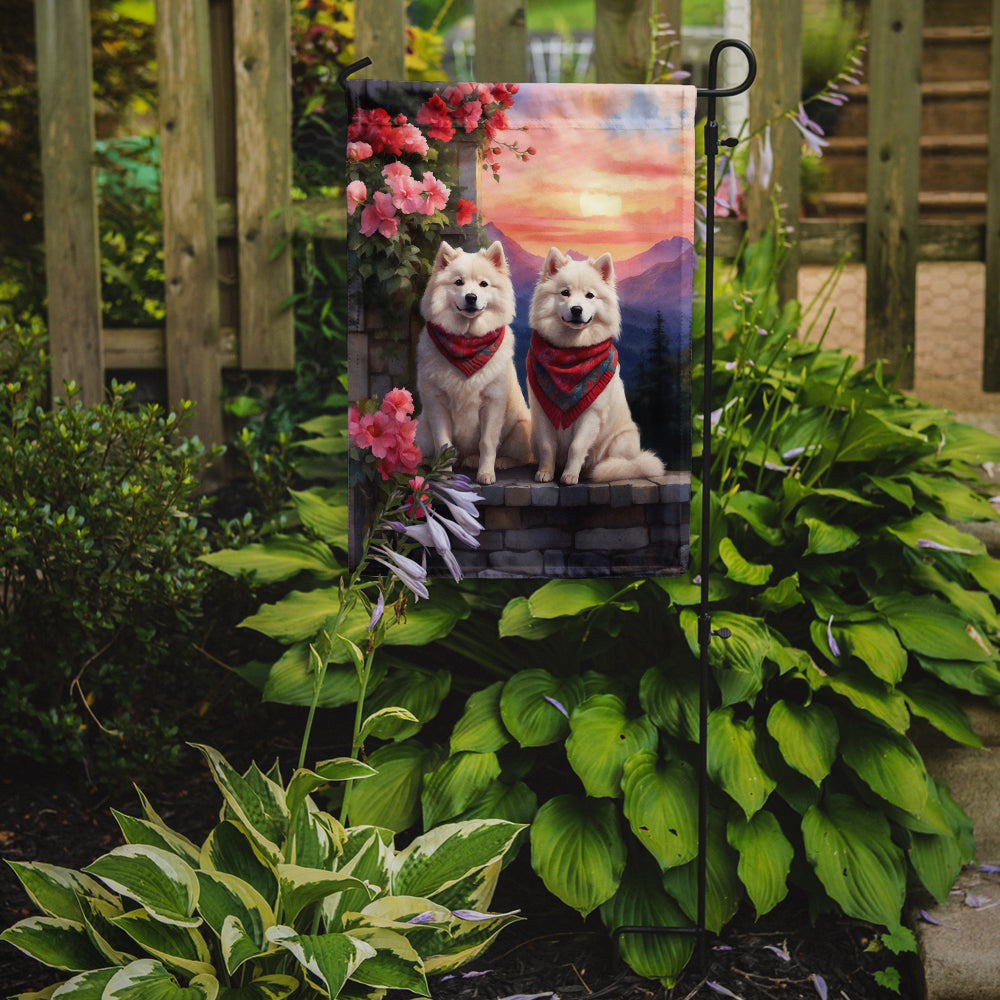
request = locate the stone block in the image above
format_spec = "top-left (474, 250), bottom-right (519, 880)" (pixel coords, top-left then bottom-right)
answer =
top-left (506, 484), bottom-right (534, 507)
top-left (543, 549), bottom-right (567, 575)
top-left (575, 526), bottom-right (649, 551)
top-left (506, 526), bottom-right (573, 551)
top-left (559, 483), bottom-right (591, 507)
top-left (489, 549), bottom-right (544, 575)
top-left (530, 483), bottom-right (561, 507)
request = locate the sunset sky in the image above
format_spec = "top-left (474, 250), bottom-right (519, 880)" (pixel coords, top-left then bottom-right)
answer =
top-left (479, 84), bottom-right (697, 262)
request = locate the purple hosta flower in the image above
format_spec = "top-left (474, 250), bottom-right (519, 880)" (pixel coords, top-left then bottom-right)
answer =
top-left (763, 944), bottom-right (791, 962)
top-left (919, 909), bottom-right (958, 929)
top-left (715, 157), bottom-right (741, 215)
top-left (441, 970), bottom-right (493, 982)
top-left (706, 983), bottom-right (742, 999)
top-left (827, 615), bottom-right (842, 658)
top-left (791, 104), bottom-right (829, 156)
top-left (979, 864), bottom-right (1000, 874)
top-left (393, 512), bottom-right (464, 582)
top-left (917, 538), bottom-right (973, 555)
top-left (367, 590), bottom-right (385, 631)
top-left (451, 908), bottom-right (521, 921)
top-left (407, 911), bottom-right (438, 925)
top-left (371, 544), bottom-right (429, 600)
top-left (544, 695), bottom-right (569, 718)
top-left (497, 994), bottom-right (557, 1000)
top-left (811, 974), bottom-right (828, 1000)
top-left (746, 124), bottom-right (774, 190)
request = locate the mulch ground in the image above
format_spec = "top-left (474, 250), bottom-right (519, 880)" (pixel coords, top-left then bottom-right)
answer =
top-left (0, 740), bottom-right (911, 999)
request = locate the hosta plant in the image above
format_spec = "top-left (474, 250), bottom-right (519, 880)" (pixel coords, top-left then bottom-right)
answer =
top-left (1, 744), bottom-right (523, 999)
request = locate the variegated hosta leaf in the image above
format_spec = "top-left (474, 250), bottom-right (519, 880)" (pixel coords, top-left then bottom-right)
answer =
top-left (420, 906), bottom-right (523, 975)
top-left (450, 681), bottom-right (511, 754)
top-left (421, 751), bottom-right (502, 829)
top-left (112, 810), bottom-right (201, 868)
top-left (621, 751), bottom-right (699, 871)
top-left (287, 801), bottom-right (343, 870)
top-left (276, 865), bottom-right (375, 925)
top-left (802, 793), bottom-right (906, 927)
top-left (765, 700), bottom-right (838, 786)
top-left (102, 958), bottom-right (218, 999)
top-left (707, 707), bottom-right (776, 818)
top-left (195, 871), bottom-right (274, 975)
top-left (529, 795), bottom-right (626, 917)
top-left (323, 829), bottom-right (393, 930)
top-left (285, 760), bottom-right (375, 824)
top-left (727, 811), bottom-right (793, 917)
top-left (0, 916), bottom-right (107, 971)
top-left (4, 861), bottom-right (118, 922)
top-left (599, 853), bottom-right (694, 987)
top-left (78, 894), bottom-right (136, 966)
top-left (199, 821), bottom-right (278, 910)
top-left (566, 695), bottom-right (658, 799)
top-left (110, 908), bottom-right (214, 979)
top-left (265, 925), bottom-right (376, 998)
top-left (191, 745), bottom-right (288, 863)
top-left (345, 926), bottom-right (429, 995)
top-left (44, 965), bottom-right (118, 997)
top-left (83, 846), bottom-right (200, 928)
top-left (391, 820), bottom-right (524, 901)
top-left (210, 974), bottom-right (299, 999)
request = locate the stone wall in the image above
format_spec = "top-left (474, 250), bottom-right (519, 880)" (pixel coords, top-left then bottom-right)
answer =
top-left (440, 468), bottom-right (690, 579)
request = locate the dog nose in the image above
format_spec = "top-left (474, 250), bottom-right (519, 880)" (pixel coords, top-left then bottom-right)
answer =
top-left (570, 305), bottom-right (583, 318)
top-left (465, 292), bottom-right (478, 306)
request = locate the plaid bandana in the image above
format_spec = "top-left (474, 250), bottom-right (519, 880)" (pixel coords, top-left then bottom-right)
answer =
top-left (527, 331), bottom-right (619, 429)
top-left (425, 322), bottom-right (506, 375)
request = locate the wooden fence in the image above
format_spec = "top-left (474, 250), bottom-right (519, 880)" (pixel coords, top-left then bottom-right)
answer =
top-left (34, 0), bottom-right (1000, 446)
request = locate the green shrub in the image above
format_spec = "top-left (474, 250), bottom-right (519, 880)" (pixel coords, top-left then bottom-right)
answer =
top-left (0, 317), bottom-right (220, 783)
top-left (1, 743), bottom-right (524, 997)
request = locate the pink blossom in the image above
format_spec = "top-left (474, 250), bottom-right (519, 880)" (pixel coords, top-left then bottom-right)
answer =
top-left (456, 199), bottom-right (477, 227)
top-left (451, 99), bottom-right (483, 133)
top-left (381, 387), bottom-right (415, 423)
top-left (359, 191), bottom-right (399, 238)
top-left (420, 172), bottom-right (450, 215)
top-left (382, 161), bottom-right (412, 184)
top-left (347, 140), bottom-right (373, 161)
top-left (346, 180), bottom-right (367, 215)
top-left (443, 82), bottom-right (476, 106)
top-left (396, 122), bottom-right (429, 156)
top-left (348, 405), bottom-right (365, 445)
top-left (387, 172), bottom-right (426, 214)
top-left (483, 108), bottom-right (509, 140)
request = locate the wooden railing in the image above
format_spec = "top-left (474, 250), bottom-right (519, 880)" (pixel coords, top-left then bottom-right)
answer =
top-left (33, 0), bottom-right (1000, 446)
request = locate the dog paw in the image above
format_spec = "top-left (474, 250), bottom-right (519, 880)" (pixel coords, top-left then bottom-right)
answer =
top-left (535, 468), bottom-right (554, 483)
top-left (477, 469), bottom-right (497, 485)
top-left (560, 471), bottom-right (579, 485)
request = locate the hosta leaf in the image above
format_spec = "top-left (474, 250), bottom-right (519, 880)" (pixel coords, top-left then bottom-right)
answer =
top-left (499, 670), bottom-right (585, 747)
top-left (43, 966), bottom-right (117, 997)
top-left (874, 593), bottom-right (995, 662)
top-left (802, 517), bottom-right (859, 556)
top-left (566, 695), bottom-right (658, 798)
top-left (359, 706), bottom-right (421, 742)
top-left (661, 808), bottom-right (741, 933)
top-left (727, 811), bottom-right (793, 917)
top-left (527, 579), bottom-right (620, 618)
top-left (802, 794), bottom-right (906, 926)
top-left (681, 610), bottom-right (770, 706)
top-left (393, 820), bottom-right (524, 901)
top-left (755, 573), bottom-right (805, 614)
top-left (5, 862), bottom-right (117, 923)
top-left (498, 596), bottom-right (565, 639)
top-left (214, 975), bottom-right (298, 999)
top-left (835, 621), bottom-right (907, 684)
top-left (707, 708), bottom-right (776, 818)
top-left (195, 871), bottom-right (273, 974)
top-left (258, 644), bottom-right (377, 709)
top-left (966, 553), bottom-right (1000, 597)
top-left (639, 663), bottom-right (700, 742)
top-left (111, 909), bottom-right (214, 978)
top-left (909, 828), bottom-right (966, 905)
top-left (200, 535), bottom-right (342, 584)
top-left (834, 410), bottom-right (927, 463)
top-left (103, 959), bottom-right (217, 999)
top-left (423, 907), bottom-right (522, 974)
top-left (276, 865), bottom-right (374, 925)
top-left (453, 780), bottom-right (538, 827)
top-left (288, 489), bottom-right (349, 545)
top-left (765, 700), bottom-right (838, 786)
top-left (901, 680), bottom-right (982, 748)
top-left (886, 512), bottom-right (984, 556)
top-left (811, 663), bottom-right (910, 732)
top-left (935, 421), bottom-right (1000, 465)
top-left (621, 751), bottom-right (699, 870)
top-left (530, 795), bottom-right (626, 917)
top-left (599, 853), bottom-right (694, 987)
top-left (724, 490), bottom-right (784, 545)
top-left (915, 655), bottom-right (1000, 697)
top-left (362, 668), bottom-right (451, 740)
top-left (322, 829), bottom-right (394, 930)
top-left (346, 926), bottom-right (428, 994)
top-left (450, 682), bottom-right (511, 754)
top-left (346, 740), bottom-right (443, 832)
top-left (265, 926), bottom-right (375, 997)
top-left (285, 759), bottom-right (376, 822)
top-left (718, 537), bottom-right (772, 585)
top-left (421, 751), bottom-right (502, 829)
top-left (199, 822), bottom-right (278, 910)
top-left (83, 846), bottom-right (200, 928)
top-left (839, 718), bottom-right (928, 816)
top-left (0, 916), bottom-right (107, 971)
top-left (905, 472), bottom-right (998, 522)
top-left (112, 812), bottom-right (201, 868)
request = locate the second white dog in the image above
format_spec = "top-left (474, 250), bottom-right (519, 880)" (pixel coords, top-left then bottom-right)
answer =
top-left (527, 247), bottom-right (665, 485)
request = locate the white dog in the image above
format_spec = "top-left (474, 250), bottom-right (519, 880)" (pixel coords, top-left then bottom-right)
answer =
top-left (527, 247), bottom-right (665, 485)
top-left (414, 241), bottom-right (532, 484)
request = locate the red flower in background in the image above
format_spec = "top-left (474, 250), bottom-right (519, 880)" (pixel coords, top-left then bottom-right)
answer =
top-left (456, 199), bottom-right (477, 226)
top-left (417, 93), bottom-right (455, 142)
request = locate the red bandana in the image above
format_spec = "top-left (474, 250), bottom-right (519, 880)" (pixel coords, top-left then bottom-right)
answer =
top-left (527, 331), bottom-right (619, 429)
top-left (426, 322), bottom-right (506, 376)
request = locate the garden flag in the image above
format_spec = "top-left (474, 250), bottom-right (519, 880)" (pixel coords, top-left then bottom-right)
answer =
top-left (347, 81), bottom-right (695, 579)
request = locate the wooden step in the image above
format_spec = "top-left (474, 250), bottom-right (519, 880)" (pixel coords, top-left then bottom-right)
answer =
top-left (922, 0), bottom-right (992, 28)
top-left (812, 189), bottom-right (987, 222)
top-left (922, 25), bottom-right (992, 83)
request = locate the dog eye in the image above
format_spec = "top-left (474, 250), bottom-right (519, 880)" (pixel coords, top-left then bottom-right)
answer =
top-left (479, 280), bottom-right (489, 287)
top-left (561, 289), bottom-right (570, 297)
top-left (585, 292), bottom-right (595, 299)
top-left (454, 279), bottom-right (464, 286)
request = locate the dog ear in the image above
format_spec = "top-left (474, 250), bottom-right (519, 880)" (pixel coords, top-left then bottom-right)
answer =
top-left (542, 247), bottom-right (565, 278)
top-left (591, 252), bottom-right (616, 286)
top-left (434, 241), bottom-right (459, 270)
top-left (482, 240), bottom-right (508, 273)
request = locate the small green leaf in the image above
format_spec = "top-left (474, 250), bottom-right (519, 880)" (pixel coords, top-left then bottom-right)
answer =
top-left (719, 537), bottom-right (773, 585)
top-left (839, 718), bottom-right (929, 817)
top-left (499, 670), bottom-right (584, 747)
top-left (727, 811), bottom-right (793, 917)
top-left (347, 741), bottom-right (442, 832)
top-left (707, 708), bottom-right (776, 818)
top-left (450, 682), bottom-right (511, 754)
top-left (421, 752), bottom-right (502, 829)
top-left (527, 579), bottom-right (620, 618)
top-left (765, 700), bottom-right (838, 786)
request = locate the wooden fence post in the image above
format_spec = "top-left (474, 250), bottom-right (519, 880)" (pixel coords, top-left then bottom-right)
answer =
top-left (354, 0), bottom-right (406, 79)
top-left (34, 0), bottom-right (104, 405)
top-left (746, 0), bottom-right (801, 304)
top-left (233, 0), bottom-right (294, 370)
top-left (594, 0), bottom-right (652, 83)
top-left (983, 0), bottom-right (1000, 390)
top-left (157, 0), bottom-right (223, 445)
top-left (864, 0), bottom-right (923, 389)
top-left (474, 0), bottom-right (527, 81)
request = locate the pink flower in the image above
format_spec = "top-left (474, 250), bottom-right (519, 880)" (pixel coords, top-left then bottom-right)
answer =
top-left (456, 199), bottom-right (476, 227)
top-left (346, 180), bottom-right (367, 215)
top-left (359, 191), bottom-right (399, 238)
top-left (417, 93), bottom-right (455, 142)
top-left (420, 172), bottom-right (450, 215)
top-left (396, 122), bottom-right (429, 156)
top-left (483, 108), bottom-right (509, 140)
top-left (382, 161), bottom-right (412, 184)
top-left (348, 405), bottom-right (365, 445)
top-left (451, 100), bottom-right (482, 133)
top-left (347, 140), bottom-right (373, 161)
top-left (387, 172), bottom-right (425, 214)
top-left (443, 83), bottom-right (476, 106)
top-left (381, 387), bottom-right (414, 423)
